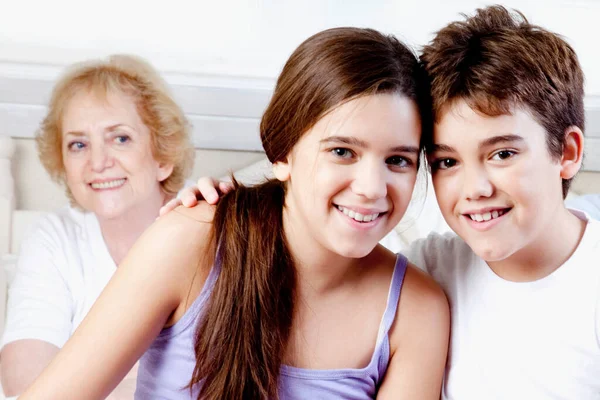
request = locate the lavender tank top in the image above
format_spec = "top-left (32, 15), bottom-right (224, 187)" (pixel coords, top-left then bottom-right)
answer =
top-left (135, 253), bottom-right (408, 399)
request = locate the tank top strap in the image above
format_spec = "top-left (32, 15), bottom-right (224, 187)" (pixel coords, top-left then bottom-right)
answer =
top-left (380, 253), bottom-right (408, 335)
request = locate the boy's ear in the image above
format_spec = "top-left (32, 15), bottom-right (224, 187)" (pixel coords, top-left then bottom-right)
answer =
top-left (560, 126), bottom-right (584, 180)
top-left (273, 159), bottom-right (291, 182)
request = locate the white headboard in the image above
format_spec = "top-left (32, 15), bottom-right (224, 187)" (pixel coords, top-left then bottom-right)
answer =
top-left (1, 138), bottom-right (44, 259)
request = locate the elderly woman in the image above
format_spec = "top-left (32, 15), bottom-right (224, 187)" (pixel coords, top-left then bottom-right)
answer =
top-left (0, 55), bottom-right (194, 397)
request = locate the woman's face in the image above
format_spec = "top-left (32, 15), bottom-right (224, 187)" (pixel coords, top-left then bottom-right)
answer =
top-left (278, 93), bottom-right (422, 259)
top-left (61, 89), bottom-right (173, 220)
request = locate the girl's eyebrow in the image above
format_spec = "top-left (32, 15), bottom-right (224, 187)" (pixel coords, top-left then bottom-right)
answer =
top-left (390, 145), bottom-right (420, 154)
top-left (321, 136), bottom-right (419, 153)
top-left (321, 136), bottom-right (367, 148)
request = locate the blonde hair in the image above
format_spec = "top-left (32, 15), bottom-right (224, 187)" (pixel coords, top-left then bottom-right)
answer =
top-left (37, 54), bottom-right (194, 202)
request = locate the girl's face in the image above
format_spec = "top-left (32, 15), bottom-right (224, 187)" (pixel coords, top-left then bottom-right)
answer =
top-left (277, 93), bottom-right (422, 259)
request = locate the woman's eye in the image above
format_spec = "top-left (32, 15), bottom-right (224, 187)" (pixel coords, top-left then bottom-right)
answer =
top-left (115, 135), bottom-right (131, 144)
top-left (68, 141), bottom-right (86, 151)
top-left (491, 150), bottom-right (515, 161)
top-left (331, 148), bottom-right (353, 159)
top-left (386, 156), bottom-right (409, 168)
top-left (432, 158), bottom-right (457, 170)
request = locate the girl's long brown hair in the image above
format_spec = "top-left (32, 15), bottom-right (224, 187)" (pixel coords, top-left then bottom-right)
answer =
top-left (190, 27), bottom-right (431, 399)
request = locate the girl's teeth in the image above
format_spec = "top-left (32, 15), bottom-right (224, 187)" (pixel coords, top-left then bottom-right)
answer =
top-left (492, 210), bottom-right (499, 219)
top-left (337, 205), bottom-right (379, 223)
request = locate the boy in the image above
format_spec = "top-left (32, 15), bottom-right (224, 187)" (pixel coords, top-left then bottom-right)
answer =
top-left (414, 5), bottom-right (599, 399)
top-left (166, 6), bottom-right (600, 399)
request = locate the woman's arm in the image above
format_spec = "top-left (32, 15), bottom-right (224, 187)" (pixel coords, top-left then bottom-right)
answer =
top-left (1, 218), bottom-right (74, 396)
top-left (377, 265), bottom-right (450, 400)
top-left (19, 204), bottom-right (215, 400)
top-left (1, 340), bottom-right (59, 395)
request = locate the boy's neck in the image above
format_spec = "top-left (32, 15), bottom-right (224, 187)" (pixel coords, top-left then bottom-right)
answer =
top-left (486, 205), bottom-right (586, 282)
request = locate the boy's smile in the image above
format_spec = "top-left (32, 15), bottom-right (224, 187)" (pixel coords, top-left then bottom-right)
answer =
top-left (429, 99), bottom-right (570, 266)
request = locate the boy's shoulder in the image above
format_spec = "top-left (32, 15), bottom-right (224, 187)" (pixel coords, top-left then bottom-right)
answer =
top-left (570, 208), bottom-right (600, 250)
top-left (566, 195), bottom-right (600, 221)
top-left (405, 231), bottom-right (474, 276)
top-left (579, 213), bottom-right (600, 255)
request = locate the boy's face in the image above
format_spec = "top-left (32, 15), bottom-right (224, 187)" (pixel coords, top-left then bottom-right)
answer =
top-left (428, 99), bottom-right (565, 262)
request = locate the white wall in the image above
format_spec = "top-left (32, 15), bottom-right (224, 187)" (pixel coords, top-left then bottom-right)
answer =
top-left (2, 0), bottom-right (599, 92)
top-left (1, 0), bottom-right (599, 159)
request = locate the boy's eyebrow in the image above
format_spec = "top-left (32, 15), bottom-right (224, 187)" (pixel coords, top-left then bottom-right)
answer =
top-left (430, 134), bottom-right (525, 154)
top-left (321, 136), bottom-right (420, 153)
top-left (429, 143), bottom-right (455, 153)
top-left (479, 134), bottom-right (524, 148)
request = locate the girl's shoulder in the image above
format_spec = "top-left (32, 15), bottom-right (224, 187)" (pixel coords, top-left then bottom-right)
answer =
top-left (127, 202), bottom-right (218, 290)
top-left (371, 247), bottom-right (448, 322)
top-left (389, 257), bottom-right (450, 350)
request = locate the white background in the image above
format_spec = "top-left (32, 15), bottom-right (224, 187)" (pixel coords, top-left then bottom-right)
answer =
top-left (1, 0), bottom-right (599, 94)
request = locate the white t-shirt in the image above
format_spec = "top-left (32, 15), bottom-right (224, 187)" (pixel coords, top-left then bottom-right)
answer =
top-left (1, 206), bottom-right (116, 349)
top-left (406, 209), bottom-right (600, 400)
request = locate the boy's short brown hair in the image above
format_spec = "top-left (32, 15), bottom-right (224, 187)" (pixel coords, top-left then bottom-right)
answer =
top-left (421, 5), bottom-right (585, 196)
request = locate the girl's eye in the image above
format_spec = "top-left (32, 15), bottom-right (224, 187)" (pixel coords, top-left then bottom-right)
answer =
top-left (491, 150), bottom-right (516, 161)
top-left (432, 158), bottom-right (457, 170)
top-left (115, 135), bottom-right (131, 144)
top-left (331, 148), bottom-right (354, 159)
top-left (386, 155), bottom-right (410, 168)
top-left (68, 141), bottom-right (86, 152)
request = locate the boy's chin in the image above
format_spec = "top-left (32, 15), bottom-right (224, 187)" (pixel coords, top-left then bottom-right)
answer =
top-left (459, 234), bottom-right (515, 262)
top-left (466, 238), bottom-right (515, 263)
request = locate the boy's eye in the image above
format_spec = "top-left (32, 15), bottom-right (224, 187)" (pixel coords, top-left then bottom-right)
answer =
top-left (331, 148), bottom-right (353, 159)
top-left (491, 150), bottom-right (515, 161)
top-left (432, 158), bottom-right (457, 170)
top-left (386, 155), bottom-right (410, 168)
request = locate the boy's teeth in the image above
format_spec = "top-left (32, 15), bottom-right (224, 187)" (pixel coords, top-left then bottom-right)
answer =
top-left (337, 205), bottom-right (379, 223)
top-left (469, 209), bottom-right (506, 222)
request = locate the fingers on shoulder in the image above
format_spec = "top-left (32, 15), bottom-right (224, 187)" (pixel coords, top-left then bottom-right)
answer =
top-left (140, 203), bottom-right (216, 258)
top-left (172, 202), bottom-right (216, 225)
